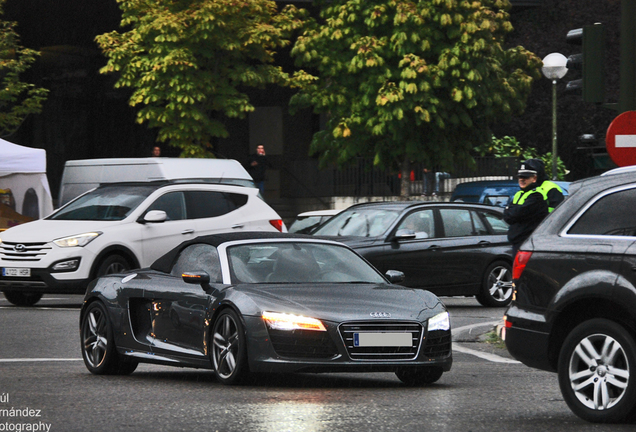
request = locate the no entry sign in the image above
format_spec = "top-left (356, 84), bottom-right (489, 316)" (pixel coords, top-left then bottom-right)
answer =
top-left (606, 111), bottom-right (636, 167)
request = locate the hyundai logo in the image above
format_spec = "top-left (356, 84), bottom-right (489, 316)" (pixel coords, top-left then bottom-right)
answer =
top-left (14, 244), bottom-right (26, 253)
top-left (370, 312), bottom-right (391, 318)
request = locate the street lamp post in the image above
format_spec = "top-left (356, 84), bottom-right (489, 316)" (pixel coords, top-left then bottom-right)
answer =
top-left (541, 53), bottom-right (568, 180)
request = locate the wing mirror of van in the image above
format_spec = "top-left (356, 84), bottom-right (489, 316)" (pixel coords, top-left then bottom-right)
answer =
top-left (138, 210), bottom-right (167, 224)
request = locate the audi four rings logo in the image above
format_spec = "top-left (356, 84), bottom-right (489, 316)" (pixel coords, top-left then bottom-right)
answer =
top-left (370, 312), bottom-right (391, 318)
top-left (14, 244), bottom-right (26, 253)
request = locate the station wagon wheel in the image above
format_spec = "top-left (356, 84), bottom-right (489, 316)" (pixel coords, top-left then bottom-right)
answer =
top-left (558, 319), bottom-right (636, 423)
top-left (3, 291), bottom-right (43, 307)
top-left (211, 309), bottom-right (250, 385)
top-left (395, 367), bottom-right (443, 386)
top-left (95, 254), bottom-right (130, 278)
top-left (476, 261), bottom-right (512, 307)
top-left (80, 301), bottom-right (138, 375)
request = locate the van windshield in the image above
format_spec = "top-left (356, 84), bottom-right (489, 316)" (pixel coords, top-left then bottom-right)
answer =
top-left (48, 185), bottom-right (156, 221)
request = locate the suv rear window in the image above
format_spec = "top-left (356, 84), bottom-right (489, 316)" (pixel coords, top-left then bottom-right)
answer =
top-left (185, 191), bottom-right (248, 219)
top-left (568, 187), bottom-right (636, 236)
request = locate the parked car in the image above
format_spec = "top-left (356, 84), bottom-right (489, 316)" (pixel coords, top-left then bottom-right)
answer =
top-left (450, 180), bottom-right (570, 207)
top-left (312, 201), bottom-right (513, 307)
top-left (0, 181), bottom-right (285, 306)
top-left (79, 232), bottom-right (452, 386)
top-left (288, 209), bottom-right (342, 234)
top-left (504, 168), bottom-right (636, 423)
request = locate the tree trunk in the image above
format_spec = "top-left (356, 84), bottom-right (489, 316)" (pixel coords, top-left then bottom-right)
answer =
top-left (400, 157), bottom-right (410, 199)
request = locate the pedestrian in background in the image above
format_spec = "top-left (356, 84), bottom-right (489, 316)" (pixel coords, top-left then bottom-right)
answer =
top-left (248, 144), bottom-right (269, 195)
top-left (503, 159), bottom-right (549, 258)
top-left (151, 146), bottom-right (161, 157)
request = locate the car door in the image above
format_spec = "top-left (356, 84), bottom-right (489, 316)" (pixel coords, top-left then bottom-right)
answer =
top-left (140, 191), bottom-right (197, 266)
top-left (144, 243), bottom-right (222, 359)
top-left (363, 209), bottom-right (447, 290)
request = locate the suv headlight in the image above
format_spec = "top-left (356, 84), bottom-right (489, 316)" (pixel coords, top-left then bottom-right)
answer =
top-left (53, 232), bottom-right (102, 248)
top-left (428, 312), bottom-right (450, 331)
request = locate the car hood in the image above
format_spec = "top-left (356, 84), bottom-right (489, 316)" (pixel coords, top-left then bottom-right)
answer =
top-left (0, 219), bottom-right (123, 242)
top-left (233, 283), bottom-right (444, 323)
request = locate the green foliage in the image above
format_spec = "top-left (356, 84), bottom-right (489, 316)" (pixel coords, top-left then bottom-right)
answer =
top-left (290, 0), bottom-right (541, 195)
top-left (96, 0), bottom-right (306, 157)
top-left (476, 135), bottom-right (569, 180)
top-left (0, 0), bottom-right (48, 137)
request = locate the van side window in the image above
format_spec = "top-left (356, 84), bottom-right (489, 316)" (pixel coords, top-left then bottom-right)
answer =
top-left (185, 191), bottom-right (248, 219)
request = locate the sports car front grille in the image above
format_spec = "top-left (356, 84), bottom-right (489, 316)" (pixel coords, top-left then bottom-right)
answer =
top-left (269, 329), bottom-right (339, 359)
top-left (0, 242), bottom-right (51, 262)
top-left (339, 322), bottom-right (423, 361)
top-left (423, 330), bottom-right (452, 358)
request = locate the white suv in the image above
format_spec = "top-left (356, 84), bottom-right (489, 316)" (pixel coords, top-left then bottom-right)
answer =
top-left (0, 181), bottom-right (285, 306)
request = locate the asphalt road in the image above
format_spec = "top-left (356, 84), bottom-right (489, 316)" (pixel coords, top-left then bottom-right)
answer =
top-left (1, 294), bottom-right (635, 432)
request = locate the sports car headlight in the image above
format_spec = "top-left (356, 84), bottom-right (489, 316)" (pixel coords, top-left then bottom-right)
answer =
top-left (428, 312), bottom-right (450, 331)
top-left (53, 232), bottom-right (102, 248)
top-left (262, 311), bottom-right (326, 332)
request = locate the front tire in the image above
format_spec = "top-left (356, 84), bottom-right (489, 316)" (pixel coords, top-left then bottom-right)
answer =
top-left (80, 301), bottom-right (138, 375)
top-left (395, 367), bottom-right (444, 386)
top-left (3, 291), bottom-right (43, 306)
top-left (558, 319), bottom-right (636, 423)
top-left (95, 254), bottom-right (130, 278)
top-left (476, 261), bottom-right (512, 307)
top-left (211, 309), bottom-right (250, 385)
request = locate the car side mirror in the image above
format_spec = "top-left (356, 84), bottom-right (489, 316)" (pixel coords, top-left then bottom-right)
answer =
top-left (385, 270), bottom-right (405, 284)
top-left (182, 271), bottom-right (210, 286)
top-left (392, 229), bottom-right (416, 241)
top-left (139, 210), bottom-right (167, 224)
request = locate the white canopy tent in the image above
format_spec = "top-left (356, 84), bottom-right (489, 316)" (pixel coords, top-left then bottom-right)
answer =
top-left (0, 139), bottom-right (54, 229)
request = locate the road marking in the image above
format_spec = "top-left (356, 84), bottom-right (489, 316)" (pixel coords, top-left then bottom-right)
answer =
top-left (0, 358), bottom-right (83, 363)
top-left (453, 343), bottom-right (520, 364)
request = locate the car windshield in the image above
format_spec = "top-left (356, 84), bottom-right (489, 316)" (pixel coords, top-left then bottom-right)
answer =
top-left (49, 185), bottom-right (156, 221)
top-left (227, 242), bottom-right (387, 284)
top-left (312, 208), bottom-right (400, 237)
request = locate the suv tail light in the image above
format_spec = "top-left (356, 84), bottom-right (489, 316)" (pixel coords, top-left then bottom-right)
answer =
top-left (269, 219), bottom-right (284, 232)
top-left (512, 251), bottom-right (533, 280)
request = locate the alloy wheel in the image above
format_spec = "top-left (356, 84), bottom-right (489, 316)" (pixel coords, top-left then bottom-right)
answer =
top-left (212, 314), bottom-right (241, 379)
top-left (83, 308), bottom-right (109, 369)
top-left (567, 333), bottom-right (630, 411)
top-left (487, 265), bottom-right (512, 302)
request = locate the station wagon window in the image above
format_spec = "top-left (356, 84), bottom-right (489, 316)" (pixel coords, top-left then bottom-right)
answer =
top-left (440, 209), bottom-right (475, 237)
top-left (396, 210), bottom-right (435, 238)
top-left (185, 191), bottom-right (248, 219)
top-left (171, 244), bottom-right (222, 283)
top-left (480, 211), bottom-right (509, 235)
top-left (568, 188), bottom-right (636, 236)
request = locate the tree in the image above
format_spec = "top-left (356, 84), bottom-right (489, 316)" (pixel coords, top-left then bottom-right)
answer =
top-left (0, 0), bottom-right (48, 137)
top-left (475, 135), bottom-right (569, 180)
top-left (290, 0), bottom-right (542, 196)
top-left (96, 0), bottom-right (306, 157)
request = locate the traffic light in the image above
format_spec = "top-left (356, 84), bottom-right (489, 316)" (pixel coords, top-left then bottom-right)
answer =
top-left (565, 23), bottom-right (605, 103)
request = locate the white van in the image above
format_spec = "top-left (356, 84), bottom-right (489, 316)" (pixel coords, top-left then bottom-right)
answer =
top-left (58, 158), bottom-right (256, 206)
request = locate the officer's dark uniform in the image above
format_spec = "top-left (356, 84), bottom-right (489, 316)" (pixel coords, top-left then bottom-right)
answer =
top-left (503, 160), bottom-right (550, 258)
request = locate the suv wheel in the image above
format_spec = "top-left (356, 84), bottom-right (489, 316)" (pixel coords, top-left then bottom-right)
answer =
top-left (558, 319), bottom-right (636, 423)
top-left (475, 261), bottom-right (512, 307)
top-left (95, 254), bottom-right (130, 278)
top-left (3, 291), bottom-right (43, 306)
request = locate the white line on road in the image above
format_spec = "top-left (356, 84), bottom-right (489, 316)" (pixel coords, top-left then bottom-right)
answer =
top-left (453, 343), bottom-right (520, 364)
top-left (0, 358), bottom-right (82, 363)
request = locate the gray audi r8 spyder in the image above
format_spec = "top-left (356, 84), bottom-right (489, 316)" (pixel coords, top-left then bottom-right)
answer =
top-left (79, 232), bottom-right (452, 386)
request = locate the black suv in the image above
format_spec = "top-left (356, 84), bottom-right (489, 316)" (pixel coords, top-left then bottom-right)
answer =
top-left (504, 168), bottom-right (636, 423)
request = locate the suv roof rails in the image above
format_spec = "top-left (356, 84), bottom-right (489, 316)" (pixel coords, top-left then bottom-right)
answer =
top-left (600, 165), bottom-right (636, 176)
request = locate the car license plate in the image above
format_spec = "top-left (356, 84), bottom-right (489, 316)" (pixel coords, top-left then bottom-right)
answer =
top-left (2, 267), bottom-right (31, 277)
top-left (354, 332), bottom-right (412, 347)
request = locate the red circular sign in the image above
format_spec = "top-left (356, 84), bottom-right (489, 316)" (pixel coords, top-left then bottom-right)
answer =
top-left (606, 111), bottom-right (636, 167)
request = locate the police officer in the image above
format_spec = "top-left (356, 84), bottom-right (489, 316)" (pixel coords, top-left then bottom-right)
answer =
top-left (535, 163), bottom-right (565, 212)
top-left (503, 159), bottom-right (550, 258)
